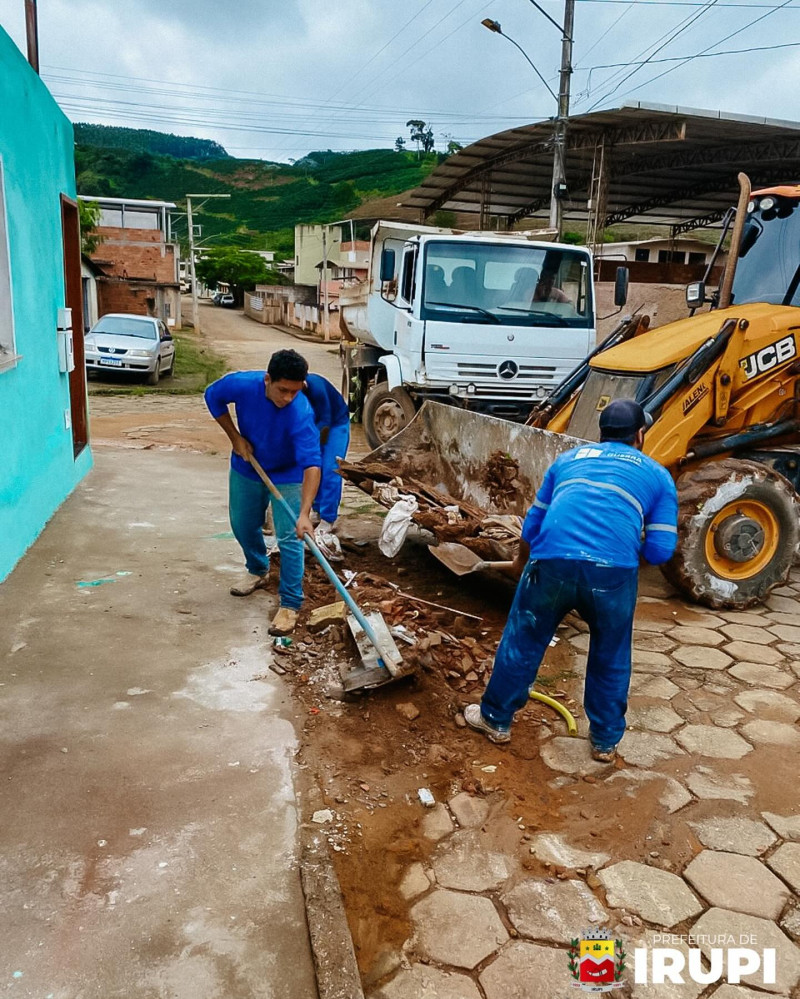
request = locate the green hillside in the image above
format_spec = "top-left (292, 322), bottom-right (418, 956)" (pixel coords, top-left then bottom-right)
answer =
top-left (74, 129), bottom-right (440, 256)
top-left (74, 123), bottom-right (229, 160)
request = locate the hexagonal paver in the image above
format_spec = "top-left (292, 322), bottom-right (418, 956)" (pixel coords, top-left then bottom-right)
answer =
top-left (684, 850), bottom-right (790, 919)
top-left (688, 816), bottom-right (777, 856)
top-left (674, 724), bottom-right (752, 759)
top-left (502, 879), bottom-right (608, 944)
top-left (768, 611), bottom-right (800, 627)
top-left (729, 662), bottom-right (795, 688)
top-left (770, 623), bottom-right (800, 644)
top-left (479, 941), bottom-right (570, 999)
top-left (721, 623), bottom-right (776, 645)
top-left (632, 650), bottom-right (673, 673)
top-left (635, 633), bottom-right (678, 653)
top-left (669, 626), bottom-right (725, 646)
top-left (681, 611), bottom-right (727, 628)
top-left (762, 812), bottom-right (800, 841)
top-left (399, 863), bottom-right (431, 900)
top-left (598, 860), bottom-right (702, 926)
top-left (411, 889), bottom-right (508, 969)
top-left (711, 988), bottom-right (779, 999)
top-left (628, 932), bottom-right (705, 999)
top-left (421, 803), bottom-right (454, 840)
top-left (447, 792), bottom-right (490, 829)
top-left (734, 689), bottom-right (800, 721)
top-left (629, 676), bottom-right (680, 699)
top-left (777, 642), bottom-right (800, 659)
top-left (529, 832), bottom-right (609, 869)
top-left (627, 703), bottom-right (684, 733)
top-left (767, 842), bottom-right (800, 893)
top-left (618, 731), bottom-right (685, 767)
top-left (608, 769), bottom-right (692, 813)
top-left (540, 737), bottom-right (607, 775)
top-left (713, 708), bottom-right (745, 728)
top-left (432, 830), bottom-right (512, 892)
top-left (740, 719), bottom-right (800, 747)
top-left (686, 768), bottom-right (753, 802)
top-left (720, 611), bottom-right (774, 626)
top-left (724, 641), bottom-right (784, 665)
top-left (673, 646), bottom-right (732, 671)
top-left (374, 964), bottom-right (482, 999)
top-left (691, 907), bottom-right (800, 994)
top-left (766, 594), bottom-right (799, 614)
top-left (782, 905), bottom-right (800, 944)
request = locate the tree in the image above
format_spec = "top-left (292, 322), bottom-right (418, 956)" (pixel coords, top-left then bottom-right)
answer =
top-left (406, 119), bottom-right (435, 155)
top-left (79, 199), bottom-right (103, 255)
top-left (394, 136), bottom-right (406, 152)
top-left (195, 249), bottom-right (271, 303)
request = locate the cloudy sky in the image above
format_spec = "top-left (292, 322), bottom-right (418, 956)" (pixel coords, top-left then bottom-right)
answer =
top-left (1, 0), bottom-right (798, 161)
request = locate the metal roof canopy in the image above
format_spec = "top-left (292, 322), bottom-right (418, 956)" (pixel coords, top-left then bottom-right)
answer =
top-left (402, 103), bottom-right (800, 237)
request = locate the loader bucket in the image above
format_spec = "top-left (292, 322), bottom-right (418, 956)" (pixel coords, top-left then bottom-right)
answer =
top-left (340, 402), bottom-right (586, 565)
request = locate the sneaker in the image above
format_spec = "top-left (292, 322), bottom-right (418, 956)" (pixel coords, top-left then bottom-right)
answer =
top-left (463, 703), bottom-right (511, 744)
top-left (230, 572), bottom-right (269, 597)
top-left (269, 606), bottom-right (298, 636)
top-left (590, 744), bottom-right (617, 763)
top-left (315, 527), bottom-right (343, 562)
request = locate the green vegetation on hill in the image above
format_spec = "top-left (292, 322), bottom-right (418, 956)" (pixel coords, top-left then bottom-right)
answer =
top-left (74, 132), bottom-right (440, 256)
top-left (74, 123), bottom-right (229, 160)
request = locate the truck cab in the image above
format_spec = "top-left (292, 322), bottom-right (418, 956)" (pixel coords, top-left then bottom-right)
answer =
top-left (340, 221), bottom-right (598, 448)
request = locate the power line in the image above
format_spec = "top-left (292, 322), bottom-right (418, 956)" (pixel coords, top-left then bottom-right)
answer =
top-left (586, 38), bottom-right (800, 66)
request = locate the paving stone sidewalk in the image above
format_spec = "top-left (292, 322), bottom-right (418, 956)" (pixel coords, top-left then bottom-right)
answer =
top-left (369, 578), bottom-right (800, 999)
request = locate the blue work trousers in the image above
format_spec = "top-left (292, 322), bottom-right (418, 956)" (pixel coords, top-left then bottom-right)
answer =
top-left (482, 558), bottom-right (639, 750)
top-left (228, 469), bottom-right (305, 610)
top-left (313, 422), bottom-right (350, 524)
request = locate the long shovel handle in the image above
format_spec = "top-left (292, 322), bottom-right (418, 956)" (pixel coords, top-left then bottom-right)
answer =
top-left (249, 457), bottom-right (387, 659)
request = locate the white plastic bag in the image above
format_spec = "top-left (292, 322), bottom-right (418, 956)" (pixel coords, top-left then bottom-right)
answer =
top-left (378, 495), bottom-right (419, 557)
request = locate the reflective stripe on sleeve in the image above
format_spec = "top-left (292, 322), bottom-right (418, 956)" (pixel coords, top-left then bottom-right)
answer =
top-left (645, 523), bottom-right (678, 534)
top-left (532, 498), bottom-right (550, 510)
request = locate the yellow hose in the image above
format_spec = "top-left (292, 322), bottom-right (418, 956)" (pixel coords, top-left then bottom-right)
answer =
top-left (529, 690), bottom-right (578, 736)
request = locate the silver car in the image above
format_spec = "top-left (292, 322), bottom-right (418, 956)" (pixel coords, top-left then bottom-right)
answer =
top-left (84, 314), bottom-right (176, 385)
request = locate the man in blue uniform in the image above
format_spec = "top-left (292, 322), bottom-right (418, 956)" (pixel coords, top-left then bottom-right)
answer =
top-left (204, 349), bottom-right (321, 636)
top-left (465, 399), bottom-right (678, 762)
top-left (303, 373), bottom-right (350, 553)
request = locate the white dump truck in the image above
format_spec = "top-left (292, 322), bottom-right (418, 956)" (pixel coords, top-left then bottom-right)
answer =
top-left (339, 221), bottom-right (621, 449)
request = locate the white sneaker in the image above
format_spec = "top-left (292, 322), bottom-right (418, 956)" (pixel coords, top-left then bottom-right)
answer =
top-left (230, 572), bottom-right (269, 597)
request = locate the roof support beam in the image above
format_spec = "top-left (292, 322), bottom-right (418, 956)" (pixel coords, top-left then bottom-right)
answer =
top-left (614, 137), bottom-right (800, 178)
top-left (670, 210), bottom-right (729, 237)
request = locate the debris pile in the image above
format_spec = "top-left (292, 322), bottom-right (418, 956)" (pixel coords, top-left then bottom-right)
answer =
top-left (338, 459), bottom-right (521, 562)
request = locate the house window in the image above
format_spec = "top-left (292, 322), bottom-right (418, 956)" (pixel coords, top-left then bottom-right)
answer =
top-left (0, 159), bottom-right (16, 368)
top-left (688, 251), bottom-right (706, 265)
top-left (658, 250), bottom-right (686, 264)
top-left (634, 248), bottom-right (650, 262)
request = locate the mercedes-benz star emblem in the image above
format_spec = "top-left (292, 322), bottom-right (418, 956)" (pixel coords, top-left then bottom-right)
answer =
top-left (498, 360), bottom-right (519, 379)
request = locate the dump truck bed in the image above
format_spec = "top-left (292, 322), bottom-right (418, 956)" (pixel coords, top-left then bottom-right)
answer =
top-left (340, 402), bottom-right (585, 562)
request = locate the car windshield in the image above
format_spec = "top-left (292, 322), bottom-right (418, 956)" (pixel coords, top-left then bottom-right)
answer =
top-left (422, 241), bottom-right (592, 328)
top-left (731, 194), bottom-right (800, 307)
top-left (92, 317), bottom-right (157, 339)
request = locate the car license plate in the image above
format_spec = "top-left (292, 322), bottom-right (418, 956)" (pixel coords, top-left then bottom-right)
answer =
top-left (99, 358), bottom-right (123, 367)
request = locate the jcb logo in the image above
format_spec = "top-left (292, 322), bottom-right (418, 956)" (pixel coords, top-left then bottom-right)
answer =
top-left (741, 335), bottom-right (796, 380)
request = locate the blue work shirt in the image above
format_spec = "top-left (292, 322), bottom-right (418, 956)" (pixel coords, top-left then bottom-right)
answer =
top-left (522, 441), bottom-right (679, 568)
top-left (304, 373), bottom-right (349, 430)
top-left (204, 371), bottom-right (321, 484)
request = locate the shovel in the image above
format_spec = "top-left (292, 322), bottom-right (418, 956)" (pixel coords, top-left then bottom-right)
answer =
top-left (428, 542), bottom-right (514, 577)
top-left (249, 457), bottom-right (404, 689)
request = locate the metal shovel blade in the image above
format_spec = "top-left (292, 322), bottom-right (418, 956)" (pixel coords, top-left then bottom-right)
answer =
top-left (428, 542), bottom-right (486, 576)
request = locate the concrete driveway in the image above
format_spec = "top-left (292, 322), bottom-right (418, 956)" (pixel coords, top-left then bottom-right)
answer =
top-left (0, 446), bottom-right (317, 998)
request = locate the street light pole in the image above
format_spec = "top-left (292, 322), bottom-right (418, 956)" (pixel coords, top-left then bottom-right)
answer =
top-left (482, 0), bottom-right (574, 238)
top-left (550, 0), bottom-right (575, 235)
top-left (184, 194), bottom-right (230, 336)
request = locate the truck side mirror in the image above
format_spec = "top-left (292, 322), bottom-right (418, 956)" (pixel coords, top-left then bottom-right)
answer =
top-left (686, 281), bottom-right (706, 308)
top-left (614, 266), bottom-right (629, 307)
top-left (379, 248), bottom-right (396, 283)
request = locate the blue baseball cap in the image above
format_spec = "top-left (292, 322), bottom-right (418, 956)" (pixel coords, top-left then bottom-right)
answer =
top-left (598, 399), bottom-right (649, 440)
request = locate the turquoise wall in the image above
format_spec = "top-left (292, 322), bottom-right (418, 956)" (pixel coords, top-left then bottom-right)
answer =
top-left (0, 28), bottom-right (92, 582)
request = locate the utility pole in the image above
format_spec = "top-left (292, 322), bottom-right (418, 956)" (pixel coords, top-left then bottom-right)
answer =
top-left (549, 0), bottom-right (575, 237)
top-left (184, 193), bottom-right (230, 336)
top-left (321, 226), bottom-right (330, 342)
top-left (25, 0), bottom-right (39, 72)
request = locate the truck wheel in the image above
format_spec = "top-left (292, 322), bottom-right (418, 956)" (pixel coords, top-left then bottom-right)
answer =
top-left (662, 458), bottom-right (799, 609)
top-left (363, 382), bottom-right (416, 449)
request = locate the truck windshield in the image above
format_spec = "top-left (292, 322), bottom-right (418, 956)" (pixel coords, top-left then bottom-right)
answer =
top-left (421, 241), bottom-right (592, 327)
top-left (731, 194), bottom-right (800, 307)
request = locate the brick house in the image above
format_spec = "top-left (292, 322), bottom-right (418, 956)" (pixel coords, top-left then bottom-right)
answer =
top-left (80, 196), bottom-right (181, 327)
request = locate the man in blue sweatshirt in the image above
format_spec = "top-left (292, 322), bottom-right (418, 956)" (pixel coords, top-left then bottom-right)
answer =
top-left (204, 349), bottom-right (321, 636)
top-left (465, 399), bottom-right (678, 762)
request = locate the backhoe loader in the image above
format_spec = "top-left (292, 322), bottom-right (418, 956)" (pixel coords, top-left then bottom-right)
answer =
top-left (340, 174), bottom-right (800, 609)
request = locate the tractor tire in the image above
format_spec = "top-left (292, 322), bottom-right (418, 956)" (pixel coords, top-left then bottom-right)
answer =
top-left (363, 382), bottom-right (416, 450)
top-left (662, 458), bottom-right (799, 609)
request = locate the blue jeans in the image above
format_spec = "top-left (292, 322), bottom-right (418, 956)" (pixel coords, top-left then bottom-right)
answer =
top-left (481, 558), bottom-right (639, 750)
top-left (313, 422), bottom-right (350, 524)
top-left (228, 468), bottom-right (305, 610)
